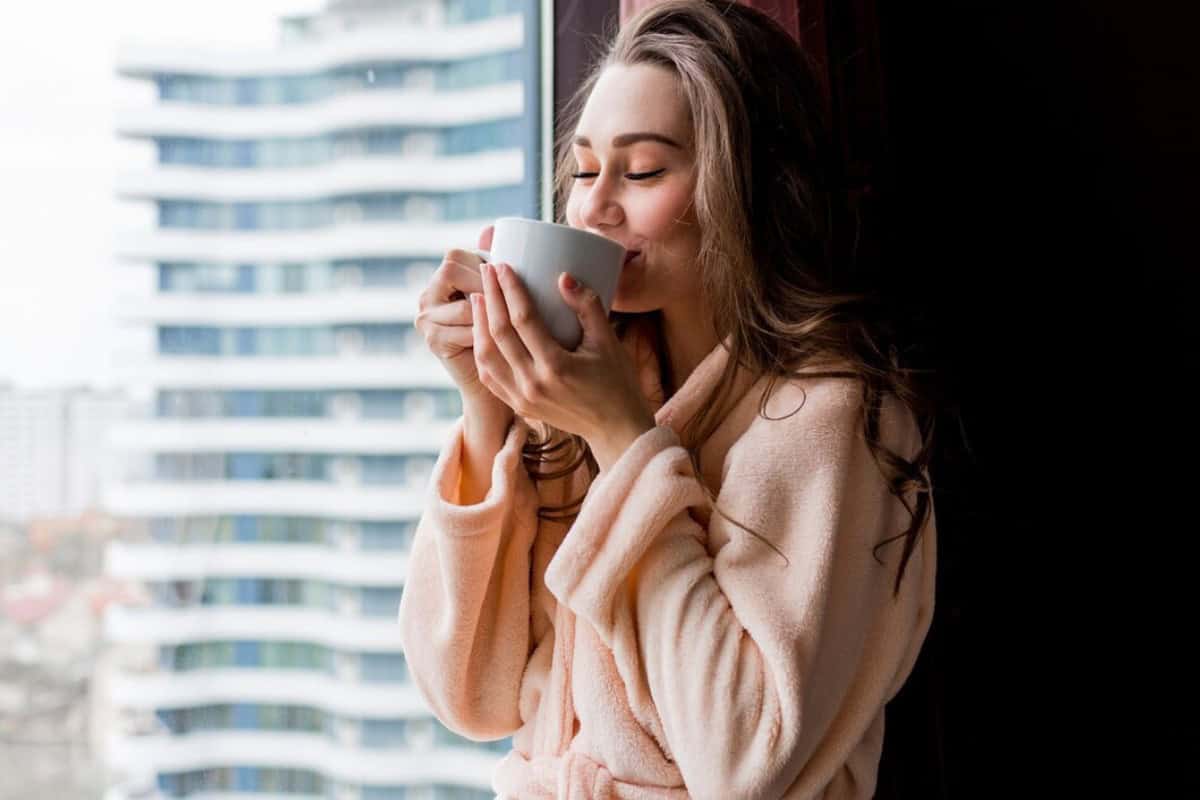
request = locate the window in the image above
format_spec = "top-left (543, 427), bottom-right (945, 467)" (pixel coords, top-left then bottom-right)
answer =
top-left (360, 521), bottom-right (416, 550)
top-left (360, 652), bottom-right (407, 683)
top-left (442, 118), bottom-right (524, 154)
top-left (164, 641), bottom-right (335, 672)
top-left (355, 258), bottom-right (410, 287)
top-left (362, 788), bottom-right (409, 800)
top-left (360, 455), bottom-right (409, 485)
top-left (158, 326), bottom-right (220, 355)
top-left (434, 786), bottom-right (497, 800)
top-left (358, 324), bottom-right (408, 353)
top-left (233, 641), bottom-right (260, 667)
top-left (280, 263), bottom-right (306, 292)
top-left (233, 516), bottom-right (256, 542)
top-left (362, 718), bottom-right (407, 748)
top-left (234, 78), bottom-right (258, 105)
top-left (445, 0), bottom-right (525, 24)
top-left (360, 586), bottom-right (403, 617)
top-left (233, 202), bottom-right (257, 230)
top-left (235, 264), bottom-right (255, 292)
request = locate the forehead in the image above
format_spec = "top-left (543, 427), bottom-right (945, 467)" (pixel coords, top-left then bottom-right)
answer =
top-left (575, 63), bottom-right (691, 147)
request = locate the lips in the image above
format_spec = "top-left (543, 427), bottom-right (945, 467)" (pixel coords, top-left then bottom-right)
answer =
top-left (623, 250), bottom-right (642, 266)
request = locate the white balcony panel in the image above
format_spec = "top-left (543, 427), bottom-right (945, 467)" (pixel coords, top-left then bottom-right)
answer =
top-left (118, 150), bottom-right (523, 201)
top-left (117, 290), bottom-right (424, 326)
top-left (146, 795), bottom-right (319, 800)
top-left (116, 221), bottom-right (486, 262)
top-left (104, 481), bottom-right (426, 519)
top-left (106, 605), bottom-right (403, 651)
top-left (106, 542), bottom-right (409, 587)
top-left (132, 355), bottom-right (452, 390)
top-left (110, 419), bottom-right (455, 454)
top-left (116, 84), bottom-right (523, 140)
top-left (118, 15), bottom-right (523, 77)
top-left (107, 731), bottom-right (496, 787)
top-left (110, 669), bottom-right (429, 718)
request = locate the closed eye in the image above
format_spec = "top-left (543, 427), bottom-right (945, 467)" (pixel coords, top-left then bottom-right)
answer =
top-left (571, 168), bottom-right (667, 181)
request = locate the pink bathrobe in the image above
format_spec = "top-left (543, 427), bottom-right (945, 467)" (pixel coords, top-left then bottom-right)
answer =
top-left (398, 320), bottom-right (936, 799)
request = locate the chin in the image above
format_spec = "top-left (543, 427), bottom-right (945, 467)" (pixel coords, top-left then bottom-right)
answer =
top-left (610, 296), bottom-right (660, 315)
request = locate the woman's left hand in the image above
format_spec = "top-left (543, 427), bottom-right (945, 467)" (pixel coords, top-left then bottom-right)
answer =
top-left (470, 260), bottom-right (657, 471)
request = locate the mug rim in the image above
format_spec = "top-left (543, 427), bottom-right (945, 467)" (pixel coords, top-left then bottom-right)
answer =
top-left (493, 216), bottom-right (626, 254)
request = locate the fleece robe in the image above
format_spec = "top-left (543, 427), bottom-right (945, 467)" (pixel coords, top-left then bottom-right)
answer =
top-left (398, 319), bottom-right (936, 799)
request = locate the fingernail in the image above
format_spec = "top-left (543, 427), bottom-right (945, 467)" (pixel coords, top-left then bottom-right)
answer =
top-left (562, 273), bottom-right (579, 292)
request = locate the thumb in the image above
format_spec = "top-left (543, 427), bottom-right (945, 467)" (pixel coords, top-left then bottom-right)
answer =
top-left (559, 272), bottom-right (611, 341)
top-left (477, 224), bottom-right (494, 251)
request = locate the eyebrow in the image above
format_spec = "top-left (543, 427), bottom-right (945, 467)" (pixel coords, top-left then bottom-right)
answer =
top-left (572, 132), bottom-right (683, 149)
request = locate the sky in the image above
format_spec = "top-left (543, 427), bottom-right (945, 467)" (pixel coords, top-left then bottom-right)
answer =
top-left (0, 1), bottom-right (323, 390)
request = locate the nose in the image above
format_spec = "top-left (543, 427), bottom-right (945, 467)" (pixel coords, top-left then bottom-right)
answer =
top-left (578, 173), bottom-right (624, 231)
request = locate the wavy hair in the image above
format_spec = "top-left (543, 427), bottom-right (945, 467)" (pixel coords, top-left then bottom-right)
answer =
top-left (520, 0), bottom-right (934, 595)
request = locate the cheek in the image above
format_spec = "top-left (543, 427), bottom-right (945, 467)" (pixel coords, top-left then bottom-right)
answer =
top-left (564, 188), bottom-right (583, 227)
top-left (635, 184), bottom-right (695, 240)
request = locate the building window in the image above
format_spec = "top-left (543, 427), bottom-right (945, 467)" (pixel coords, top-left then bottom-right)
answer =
top-left (360, 521), bottom-right (416, 550)
top-left (360, 652), bottom-right (407, 683)
top-left (361, 718), bottom-right (408, 748)
top-left (360, 586), bottom-right (403, 617)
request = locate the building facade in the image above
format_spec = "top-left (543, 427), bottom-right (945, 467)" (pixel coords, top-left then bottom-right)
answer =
top-left (103, 1), bottom-right (541, 797)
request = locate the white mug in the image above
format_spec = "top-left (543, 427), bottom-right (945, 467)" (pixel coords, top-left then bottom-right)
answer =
top-left (472, 216), bottom-right (626, 350)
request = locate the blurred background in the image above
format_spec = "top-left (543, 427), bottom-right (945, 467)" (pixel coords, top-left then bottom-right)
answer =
top-left (1, 1), bottom-right (541, 797)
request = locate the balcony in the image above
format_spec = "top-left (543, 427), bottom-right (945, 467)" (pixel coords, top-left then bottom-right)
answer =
top-left (116, 289), bottom-right (423, 327)
top-left (126, 354), bottom-right (451, 390)
top-left (115, 220), bottom-right (488, 263)
top-left (117, 150), bottom-right (523, 202)
top-left (109, 418), bottom-right (455, 454)
top-left (105, 541), bottom-right (410, 586)
top-left (105, 605), bottom-right (405, 651)
top-left (107, 730), bottom-right (497, 787)
top-left (116, 83), bottom-right (523, 140)
top-left (103, 481), bottom-right (427, 519)
top-left (109, 668), bottom-right (428, 718)
top-left (117, 14), bottom-right (523, 78)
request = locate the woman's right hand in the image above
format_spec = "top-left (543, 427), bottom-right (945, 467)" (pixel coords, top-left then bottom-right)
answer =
top-left (415, 225), bottom-right (512, 416)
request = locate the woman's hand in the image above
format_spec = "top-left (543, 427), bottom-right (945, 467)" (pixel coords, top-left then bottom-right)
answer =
top-left (471, 261), bottom-right (656, 470)
top-left (414, 225), bottom-right (513, 418)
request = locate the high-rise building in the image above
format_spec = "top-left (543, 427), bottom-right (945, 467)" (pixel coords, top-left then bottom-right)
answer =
top-left (103, 1), bottom-right (541, 797)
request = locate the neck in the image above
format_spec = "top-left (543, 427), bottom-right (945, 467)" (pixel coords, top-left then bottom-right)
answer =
top-left (659, 302), bottom-right (719, 397)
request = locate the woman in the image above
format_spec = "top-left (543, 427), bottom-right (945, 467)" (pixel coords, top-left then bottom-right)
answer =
top-left (400, 1), bottom-right (936, 797)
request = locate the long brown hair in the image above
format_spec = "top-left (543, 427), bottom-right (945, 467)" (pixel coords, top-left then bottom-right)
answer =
top-left (522, 0), bottom-right (935, 596)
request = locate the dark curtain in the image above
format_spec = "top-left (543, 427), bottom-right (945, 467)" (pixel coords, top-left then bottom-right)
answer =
top-left (564, 1), bottom-right (1194, 796)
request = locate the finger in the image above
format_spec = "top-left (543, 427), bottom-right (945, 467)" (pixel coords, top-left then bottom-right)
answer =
top-left (471, 291), bottom-right (518, 403)
top-left (477, 224), bottom-right (494, 251)
top-left (416, 298), bottom-right (472, 329)
top-left (559, 272), bottom-right (613, 346)
top-left (494, 262), bottom-right (561, 365)
top-left (429, 257), bottom-right (485, 305)
top-left (481, 262), bottom-right (534, 378)
top-left (427, 324), bottom-right (474, 355)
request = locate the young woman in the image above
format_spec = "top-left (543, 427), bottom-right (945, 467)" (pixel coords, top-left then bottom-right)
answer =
top-left (400, 1), bottom-right (936, 797)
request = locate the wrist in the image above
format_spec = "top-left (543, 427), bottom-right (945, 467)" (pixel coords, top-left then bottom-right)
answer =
top-left (591, 414), bottom-right (657, 472)
top-left (462, 390), bottom-right (513, 430)
top-left (462, 385), bottom-right (507, 413)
